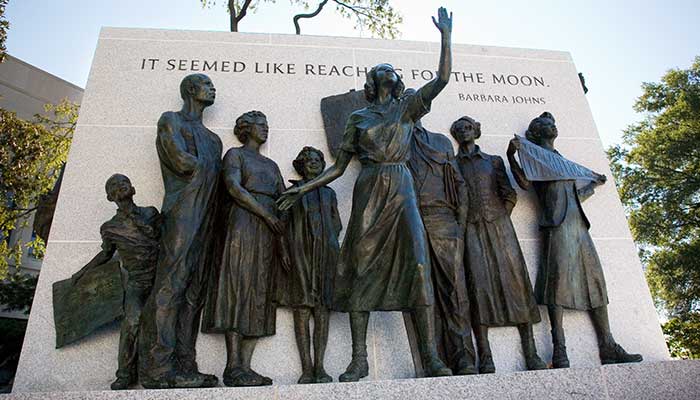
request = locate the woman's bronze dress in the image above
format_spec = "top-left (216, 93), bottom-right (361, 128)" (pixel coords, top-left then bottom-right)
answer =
top-left (277, 181), bottom-right (342, 308)
top-left (457, 146), bottom-right (540, 326)
top-left (332, 91), bottom-right (436, 312)
top-left (203, 147), bottom-right (286, 337)
top-left (533, 179), bottom-right (609, 310)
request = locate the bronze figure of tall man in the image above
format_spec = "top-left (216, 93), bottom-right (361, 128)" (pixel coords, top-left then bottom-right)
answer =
top-left (279, 7), bottom-right (455, 381)
top-left (139, 74), bottom-right (222, 389)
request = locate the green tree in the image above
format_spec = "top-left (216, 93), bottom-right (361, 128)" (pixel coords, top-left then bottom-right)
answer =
top-left (0, 100), bottom-right (79, 278)
top-left (0, 273), bottom-right (37, 314)
top-left (200, 0), bottom-right (401, 38)
top-left (0, 0), bottom-right (8, 63)
top-left (608, 56), bottom-right (700, 358)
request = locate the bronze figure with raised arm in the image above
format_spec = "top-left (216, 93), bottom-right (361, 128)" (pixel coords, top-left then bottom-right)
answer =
top-left (278, 7), bottom-right (454, 381)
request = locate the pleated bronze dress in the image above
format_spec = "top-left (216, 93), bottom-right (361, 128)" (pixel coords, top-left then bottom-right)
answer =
top-left (332, 91), bottom-right (435, 312)
top-left (203, 147), bottom-right (285, 337)
top-left (457, 146), bottom-right (540, 326)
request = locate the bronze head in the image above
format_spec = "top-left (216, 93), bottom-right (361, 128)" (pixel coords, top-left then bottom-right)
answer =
top-left (234, 110), bottom-right (268, 144)
top-left (450, 116), bottom-right (481, 143)
top-left (364, 63), bottom-right (405, 103)
top-left (293, 146), bottom-right (326, 180)
top-left (179, 73), bottom-right (216, 106)
top-left (105, 173), bottom-right (135, 203)
top-left (525, 112), bottom-right (557, 145)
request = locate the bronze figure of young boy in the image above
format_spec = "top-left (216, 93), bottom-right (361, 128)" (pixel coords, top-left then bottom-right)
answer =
top-left (405, 113), bottom-right (477, 376)
top-left (71, 174), bottom-right (161, 390)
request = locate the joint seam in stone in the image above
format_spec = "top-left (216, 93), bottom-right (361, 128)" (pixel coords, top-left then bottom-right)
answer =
top-left (97, 37), bottom-right (573, 63)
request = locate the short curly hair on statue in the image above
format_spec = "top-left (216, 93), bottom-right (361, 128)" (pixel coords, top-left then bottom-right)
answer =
top-left (234, 110), bottom-right (267, 143)
top-left (449, 116), bottom-right (481, 140)
top-left (364, 63), bottom-right (405, 103)
top-left (293, 146), bottom-right (326, 177)
top-left (525, 111), bottom-right (556, 145)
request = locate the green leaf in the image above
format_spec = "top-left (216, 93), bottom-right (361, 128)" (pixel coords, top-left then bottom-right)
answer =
top-left (609, 56), bottom-right (700, 358)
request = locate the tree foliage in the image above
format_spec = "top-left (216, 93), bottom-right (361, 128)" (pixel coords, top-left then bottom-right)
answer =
top-left (608, 56), bottom-right (700, 358)
top-left (200, 0), bottom-right (401, 38)
top-left (0, 0), bottom-right (8, 63)
top-left (663, 312), bottom-right (700, 359)
top-left (0, 272), bottom-right (37, 314)
top-left (0, 318), bottom-right (27, 391)
top-left (0, 100), bottom-right (79, 278)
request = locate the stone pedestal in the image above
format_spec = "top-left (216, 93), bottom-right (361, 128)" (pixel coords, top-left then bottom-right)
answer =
top-left (13, 28), bottom-right (669, 394)
top-left (5, 361), bottom-right (700, 399)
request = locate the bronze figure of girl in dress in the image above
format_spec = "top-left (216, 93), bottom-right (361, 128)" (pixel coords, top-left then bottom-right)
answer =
top-left (507, 112), bottom-right (642, 368)
top-left (277, 146), bottom-right (342, 384)
top-left (279, 7), bottom-right (456, 381)
top-left (451, 116), bottom-right (546, 373)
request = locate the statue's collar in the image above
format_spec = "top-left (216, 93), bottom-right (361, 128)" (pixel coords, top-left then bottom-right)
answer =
top-left (458, 145), bottom-right (486, 159)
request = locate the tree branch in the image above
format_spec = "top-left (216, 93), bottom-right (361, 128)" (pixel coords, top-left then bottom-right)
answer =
top-left (237, 0), bottom-right (253, 21)
top-left (233, 0), bottom-right (254, 30)
top-left (333, 0), bottom-right (378, 21)
top-left (228, 0), bottom-right (237, 31)
top-left (649, 163), bottom-right (700, 185)
top-left (293, 0), bottom-right (329, 35)
top-left (11, 206), bottom-right (39, 220)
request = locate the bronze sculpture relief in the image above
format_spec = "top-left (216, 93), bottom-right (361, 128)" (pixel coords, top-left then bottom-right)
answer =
top-left (320, 90), bottom-right (369, 157)
top-left (59, 174), bottom-right (160, 390)
top-left (451, 116), bottom-right (546, 373)
top-left (278, 7), bottom-right (456, 381)
top-left (48, 11), bottom-right (650, 389)
top-left (53, 260), bottom-right (123, 350)
top-left (405, 114), bottom-right (477, 375)
top-left (277, 146), bottom-right (342, 384)
top-left (138, 73), bottom-right (221, 389)
top-left (507, 112), bottom-right (642, 368)
top-left (202, 111), bottom-right (288, 387)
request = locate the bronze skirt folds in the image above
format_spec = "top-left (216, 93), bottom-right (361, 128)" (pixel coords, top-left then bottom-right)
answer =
top-left (332, 163), bottom-right (434, 312)
top-left (277, 186), bottom-right (341, 309)
top-left (465, 214), bottom-right (541, 326)
top-left (203, 194), bottom-right (278, 337)
top-left (535, 182), bottom-right (609, 310)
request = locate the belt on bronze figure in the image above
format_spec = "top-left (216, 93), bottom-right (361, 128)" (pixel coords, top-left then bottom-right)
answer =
top-left (248, 190), bottom-right (277, 199)
top-left (360, 160), bottom-right (407, 167)
top-left (419, 206), bottom-right (456, 217)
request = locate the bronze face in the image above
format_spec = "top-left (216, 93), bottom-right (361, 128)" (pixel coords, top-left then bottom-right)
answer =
top-left (192, 75), bottom-right (216, 106)
top-left (248, 116), bottom-right (269, 145)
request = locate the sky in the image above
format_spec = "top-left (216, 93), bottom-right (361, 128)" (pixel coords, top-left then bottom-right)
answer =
top-left (5, 0), bottom-right (700, 146)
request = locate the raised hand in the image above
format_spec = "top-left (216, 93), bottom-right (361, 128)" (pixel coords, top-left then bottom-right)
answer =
top-left (595, 173), bottom-right (607, 185)
top-left (432, 7), bottom-right (452, 35)
top-left (507, 136), bottom-right (521, 156)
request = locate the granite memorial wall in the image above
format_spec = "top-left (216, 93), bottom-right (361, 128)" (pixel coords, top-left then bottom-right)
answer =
top-left (12, 27), bottom-right (670, 392)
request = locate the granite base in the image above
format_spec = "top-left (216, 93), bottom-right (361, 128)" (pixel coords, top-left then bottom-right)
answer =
top-left (5, 361), bottom-right (699, 400)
